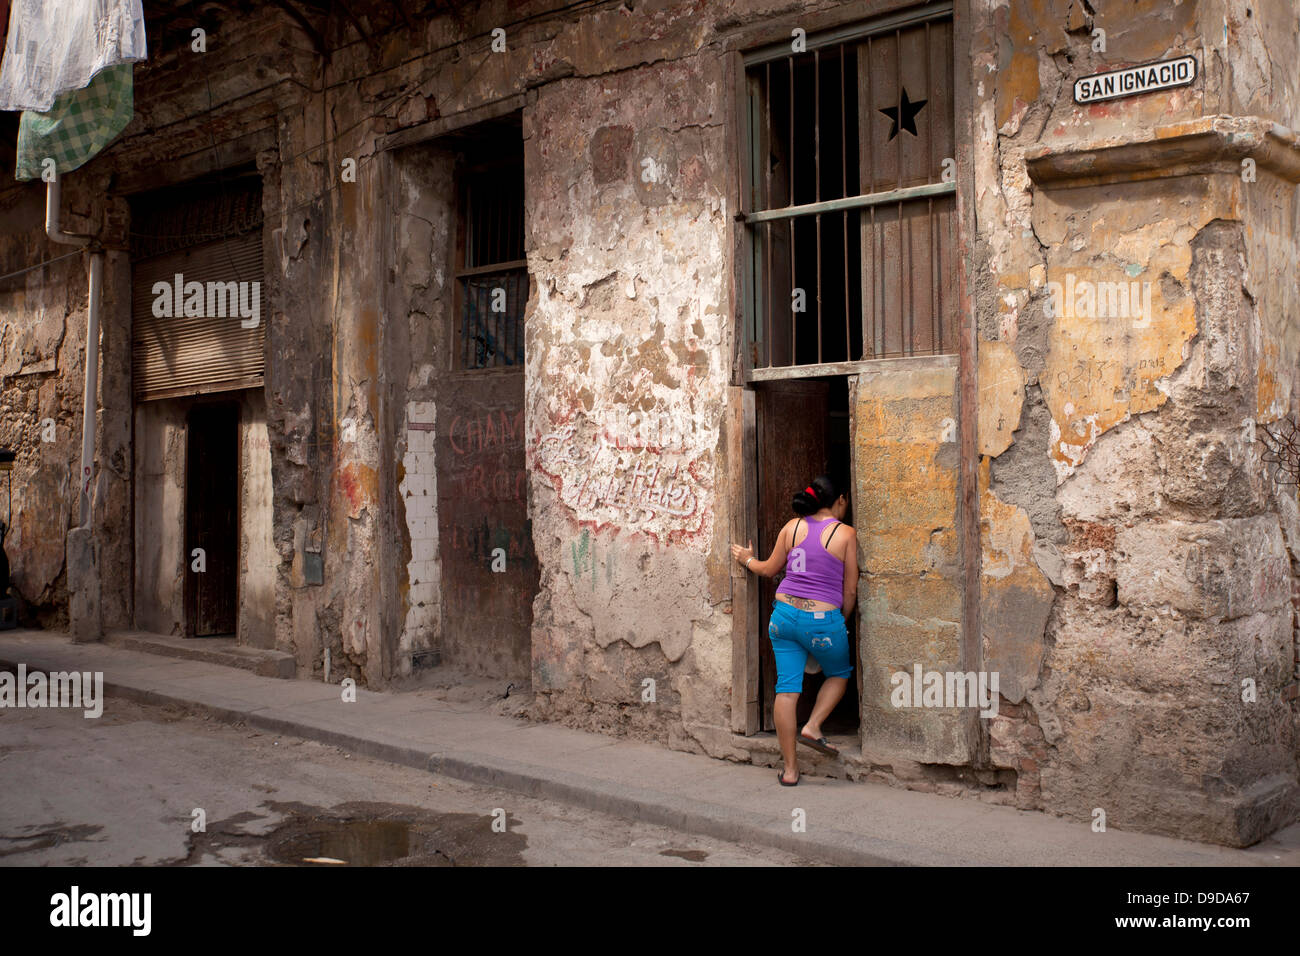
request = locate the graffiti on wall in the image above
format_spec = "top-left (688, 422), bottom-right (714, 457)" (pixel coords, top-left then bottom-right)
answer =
top-left (533, 411), bottom-right (713, 546)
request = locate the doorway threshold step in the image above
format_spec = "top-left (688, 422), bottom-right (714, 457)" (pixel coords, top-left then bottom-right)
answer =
top-left (104, 630), bottom-right (296, 679)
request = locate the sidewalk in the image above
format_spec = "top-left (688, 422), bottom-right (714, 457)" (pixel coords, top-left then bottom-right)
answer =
top-left (2, 629), bottom-right (1297, 866)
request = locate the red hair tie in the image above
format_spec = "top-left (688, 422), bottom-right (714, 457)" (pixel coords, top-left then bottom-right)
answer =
top-left (804, 486), bottom-right (815, 497)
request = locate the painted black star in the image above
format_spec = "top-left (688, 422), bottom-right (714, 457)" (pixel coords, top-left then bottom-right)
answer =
top-left (878, 87), bottom-right (928, 140)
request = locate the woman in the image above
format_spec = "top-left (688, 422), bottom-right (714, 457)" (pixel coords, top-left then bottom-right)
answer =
top-left (731, 474), bottom-right (856, 786)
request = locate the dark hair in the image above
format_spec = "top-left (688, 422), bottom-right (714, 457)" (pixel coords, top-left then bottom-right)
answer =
top-left (792, 474), bottom-right (839, 516)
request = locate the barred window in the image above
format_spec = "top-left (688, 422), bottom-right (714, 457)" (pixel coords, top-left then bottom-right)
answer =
top-left (742, 5), bottom-right (957, 376)
top-left (455, 158), bottom-right (527, 370)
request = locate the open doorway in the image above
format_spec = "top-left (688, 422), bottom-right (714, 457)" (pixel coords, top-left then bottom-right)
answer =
top-left (755, 376), bottom-right (859, 737)
top-left (185, 402), bottom-right (239, 637)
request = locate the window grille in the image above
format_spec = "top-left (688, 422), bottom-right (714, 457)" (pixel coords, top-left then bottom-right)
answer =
top-left (455, 161), bottom-right (527, 370)
top-left (743, 4), bottom-right (957, 375)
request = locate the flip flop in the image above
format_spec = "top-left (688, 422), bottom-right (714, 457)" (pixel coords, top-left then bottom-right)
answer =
top-left (798, 733), bottom-right (840, 757)
top-left (777, 769), bottom-right (800, 786)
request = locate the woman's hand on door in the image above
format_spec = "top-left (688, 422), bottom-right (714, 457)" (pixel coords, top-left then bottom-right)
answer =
top-left (732, 522), bottom-right (794, 578)
top-left (731, 540), bottom-right (755, 571)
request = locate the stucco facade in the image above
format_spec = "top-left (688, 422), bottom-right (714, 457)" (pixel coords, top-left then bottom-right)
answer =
top-left (0, 0), bottom-right (1297, 846)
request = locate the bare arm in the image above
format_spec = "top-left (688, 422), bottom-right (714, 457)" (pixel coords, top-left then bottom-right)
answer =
top-left (840, 524), bottom-right (858, 616)
top-left (730, 520), bottom-right (795, 578)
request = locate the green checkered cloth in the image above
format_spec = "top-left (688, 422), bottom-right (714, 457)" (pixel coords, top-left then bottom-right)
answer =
top-left (15, 63), bottom-right (134, 181)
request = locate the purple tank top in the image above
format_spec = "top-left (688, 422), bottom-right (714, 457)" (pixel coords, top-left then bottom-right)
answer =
top-left (776, 516), bottom-right (844, 607)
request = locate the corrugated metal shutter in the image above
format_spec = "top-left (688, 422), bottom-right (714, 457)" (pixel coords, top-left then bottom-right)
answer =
top-left (131, 176), bottom-right (265, 402)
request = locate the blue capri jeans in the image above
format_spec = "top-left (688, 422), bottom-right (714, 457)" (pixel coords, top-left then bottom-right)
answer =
top-left (767, 601), bottom-right (854, 693)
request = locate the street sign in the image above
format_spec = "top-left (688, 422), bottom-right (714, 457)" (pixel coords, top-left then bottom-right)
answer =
top-left (1073, 55), bottom-right (1197, 105)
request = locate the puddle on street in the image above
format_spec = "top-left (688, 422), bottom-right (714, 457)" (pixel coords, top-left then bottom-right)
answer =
top-left (188, 801), bottom-right (528, 867)
top-left (268, 818), bottom-right (419, 866)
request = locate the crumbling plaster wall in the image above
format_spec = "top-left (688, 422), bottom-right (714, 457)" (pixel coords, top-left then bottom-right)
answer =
top-left (524, 54), bottom-right (734, 748)
top-left (1230, 0), bottom-right (1300, 802)
top-left (324, 119), bottom-right (391, 688)
top-left (0, 171), bottom-right (132, 633)
top-left (0, 188), bottom-right (83, 627)
top-left (970, 0), bottom-right (1299, 844)
top-left (237, 388), bottom-right (277, 648)
top-left (855, 360), bottom-right (975, 765)
top-left (388, 144), bottom-right (457, 672)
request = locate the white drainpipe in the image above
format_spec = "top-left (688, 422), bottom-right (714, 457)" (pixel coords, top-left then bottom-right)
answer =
top-left (46, 177), bottom-right (103, 528)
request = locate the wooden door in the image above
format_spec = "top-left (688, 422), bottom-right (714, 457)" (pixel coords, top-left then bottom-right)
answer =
top-left (185, 403), bottom-right (239, 637)
top-left (435, 370), bottom-right (538, 678)
top-left (756, 379), bottom-right (828, 730)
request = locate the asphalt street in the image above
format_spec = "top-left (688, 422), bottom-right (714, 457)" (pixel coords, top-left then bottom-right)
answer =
top-left (0, 697), bottom-right (826, 867)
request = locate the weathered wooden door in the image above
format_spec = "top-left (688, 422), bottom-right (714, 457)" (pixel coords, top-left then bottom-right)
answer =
top-left (435, 371), bottom-right (539, 678)
top-left (185, 402), bottom-right (239, 637)
top-left (756, 379), bottom-right (828, 731)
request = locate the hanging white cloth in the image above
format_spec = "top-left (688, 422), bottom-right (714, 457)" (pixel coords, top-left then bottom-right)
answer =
top-left (0, 0), bottom-right (147, 112)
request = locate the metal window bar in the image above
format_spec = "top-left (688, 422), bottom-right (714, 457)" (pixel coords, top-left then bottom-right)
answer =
top-left (904, 201), bottom-right (911, 354)
top-left (745, 18), bottom-right (955, 370)
top-left (926, 20), bottom-right (933, 180)
top-left (894, 28), bottom-right (903, 357)
top-left (788, 217), bottom-right (795, 368)
top-left (815, 48), bottom-right (822, 365)
top-left (895, 28), bottom-right (902, 194)
top-left (789, 57), bottom-right (795, 366)
top-left (841, 45), bottom-right (850, 360)
top-left (746, 182), bottom-right (953, 223)
top-left (455, 164), bottom-right (527, 371)
top-left (458, 269), bottom-right (528, 369)
top-left (765, 61), bottom-right (773, 369)
top-left (931, 196), bottom-right (938, 352)
top-left (865, 33), bottom-right (873, 201)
